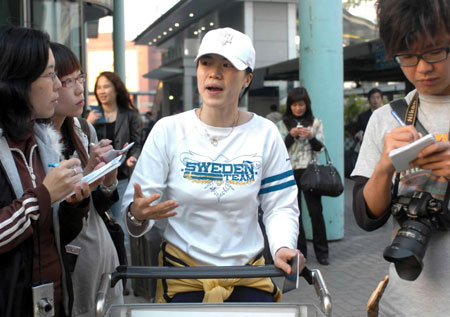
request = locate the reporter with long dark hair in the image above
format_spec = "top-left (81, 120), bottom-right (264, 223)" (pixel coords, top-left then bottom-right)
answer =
top-left (0, 26), bottom-right (91, 317)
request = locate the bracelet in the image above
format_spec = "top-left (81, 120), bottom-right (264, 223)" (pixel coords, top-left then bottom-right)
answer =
top-left (126, 203), bottom-right (146, 226)
top-left (99, 179), bottom-right (118, 195)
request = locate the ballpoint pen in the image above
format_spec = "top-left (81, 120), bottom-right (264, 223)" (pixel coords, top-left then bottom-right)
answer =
top-left (391, 110), bottom-right (406, 127)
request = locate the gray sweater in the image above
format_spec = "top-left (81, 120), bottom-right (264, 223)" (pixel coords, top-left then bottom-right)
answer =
top-left (66, 118), bottom-right (123, 317)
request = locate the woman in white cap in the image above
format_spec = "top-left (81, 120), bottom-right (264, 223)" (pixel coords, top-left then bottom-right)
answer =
top-left (122, 27), bottom-right (303, 303)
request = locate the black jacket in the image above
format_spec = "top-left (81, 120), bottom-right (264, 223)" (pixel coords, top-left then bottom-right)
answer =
top-left (94, 108), bottom-right (142, 180)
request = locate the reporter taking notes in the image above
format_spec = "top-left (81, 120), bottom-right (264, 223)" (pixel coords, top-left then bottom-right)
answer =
top-left (351, 1), bottom-right (450, 316)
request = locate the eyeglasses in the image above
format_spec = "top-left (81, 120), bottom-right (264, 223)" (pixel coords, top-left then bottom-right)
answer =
top-left (394, 46), bottom-right (450, 67)
top-left (40, 71), bottom-right (58, 82)
top-left (61, 72), bottom-right (87, 88)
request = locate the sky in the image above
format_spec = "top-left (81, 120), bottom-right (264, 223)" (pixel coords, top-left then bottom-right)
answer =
top-left (99, 0), bottom-right (180, 41)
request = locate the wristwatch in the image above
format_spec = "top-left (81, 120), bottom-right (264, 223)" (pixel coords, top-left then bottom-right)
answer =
top-left (99, 179), bottom-right (118, 195)
top-left (126, 203), bottom-right (146, 226)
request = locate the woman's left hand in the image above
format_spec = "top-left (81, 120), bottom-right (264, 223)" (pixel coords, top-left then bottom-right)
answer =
top-left (126, 156), bottom-right (137, 167)
top-left (274, 247), bottom-right (305, 275)
top-left (103, 166), bottom-right (118, 187)
top-left (298, 127), bottom-right (312, 139)
top-left (66, 181), bottom-right (91, 204)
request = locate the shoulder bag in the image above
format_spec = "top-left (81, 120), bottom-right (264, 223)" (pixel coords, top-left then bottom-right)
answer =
top-left (300, 145), bottom-right (344, 197)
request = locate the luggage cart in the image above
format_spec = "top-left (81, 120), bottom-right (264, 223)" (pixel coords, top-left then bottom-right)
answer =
top-left (96, 265), bottom-right (332, 317)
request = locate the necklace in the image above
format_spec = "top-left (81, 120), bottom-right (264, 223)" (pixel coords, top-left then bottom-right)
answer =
top-left (198, 108), bottom-right (240, 146)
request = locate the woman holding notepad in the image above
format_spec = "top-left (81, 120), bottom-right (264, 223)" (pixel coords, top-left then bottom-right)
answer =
top-left (49, 42), bottom-right (124, 316)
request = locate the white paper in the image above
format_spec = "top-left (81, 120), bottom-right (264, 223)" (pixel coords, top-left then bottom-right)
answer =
top-left (68, 155), bottom-right (123, 196)
top-left (103, 142), bottom-right (135, 162)
top-left (389, 134), bottom-right (436, 172)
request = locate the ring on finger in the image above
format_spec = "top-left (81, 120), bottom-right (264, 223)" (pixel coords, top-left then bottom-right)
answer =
top-left (72, 167), bottom-right (77, 176)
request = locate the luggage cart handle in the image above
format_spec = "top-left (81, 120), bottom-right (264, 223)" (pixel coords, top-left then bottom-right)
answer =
top-left (111, 264), bottom-right (286, 287)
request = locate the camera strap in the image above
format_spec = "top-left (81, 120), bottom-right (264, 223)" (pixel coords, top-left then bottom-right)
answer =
top-left (390, 92), bottom-right (428, 135)
top-left (391, 93), bottom-right (428, 198)
top-left (36, 223), bottom-right (44, 284)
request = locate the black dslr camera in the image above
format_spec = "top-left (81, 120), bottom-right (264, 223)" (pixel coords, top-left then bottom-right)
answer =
top-left (383, 191), bottom-right (449, 281)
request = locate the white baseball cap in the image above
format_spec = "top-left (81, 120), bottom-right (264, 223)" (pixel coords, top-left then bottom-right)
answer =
top-left (194, 27), bottom-right (256, 71)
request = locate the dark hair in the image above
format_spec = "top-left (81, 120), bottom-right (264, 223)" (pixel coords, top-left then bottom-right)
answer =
top-left (377, 0), bottom-right (450, 57)
top-left (94, 71), bottom-right (138, 113)
top-left (367, 88), bottom-right (382, 100)
top-left (240, 68), bottom-right (253, 101)
top-left (282, 87), bottom-right (314, 129)
top-left (50, 42), bottom-right (89, 167)
top-left (0, 26), bottom-right (50, 140)
top-left (270, 104), bottom-right (278, 111)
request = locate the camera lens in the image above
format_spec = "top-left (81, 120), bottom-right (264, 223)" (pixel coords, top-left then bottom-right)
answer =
top-left (383, 219), bottom-right (431, 281)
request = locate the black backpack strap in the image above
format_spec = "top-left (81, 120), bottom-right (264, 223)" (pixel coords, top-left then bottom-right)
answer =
top-left (77, 117), bottom-right (91, 144)
top-left (390, 98), bottom-right (428, 135)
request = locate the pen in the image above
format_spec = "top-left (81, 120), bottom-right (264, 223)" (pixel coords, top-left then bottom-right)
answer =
top-left (48, 163), bottom-right (59, 167)
top-left (391, 110), bottom-right (406, 126)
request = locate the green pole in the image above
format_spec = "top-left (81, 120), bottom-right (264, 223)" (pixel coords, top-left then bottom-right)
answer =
top-left (299, 0), bottom-right (344, 240)
top-left (113, 0), bottom-right (126, 83)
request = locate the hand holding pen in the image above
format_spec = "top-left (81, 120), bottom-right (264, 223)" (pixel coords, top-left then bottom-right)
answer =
top-left (43, 158), bottom-right (84, 204)
top-left (87, 139), bottom-right (120, 187)
top-left (378, 110), bottom-right (422, 173)
top-left (85, 139), bottom-right (114, 175)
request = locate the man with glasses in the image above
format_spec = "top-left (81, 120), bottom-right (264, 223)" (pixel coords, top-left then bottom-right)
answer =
top-left (351, 0), bottom-right (450, 316)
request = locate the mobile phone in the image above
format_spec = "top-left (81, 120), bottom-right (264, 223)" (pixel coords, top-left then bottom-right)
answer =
top-left (296, 122), bottom-right (303, 128)
top-left (90, 105), bottom-right (106, 123)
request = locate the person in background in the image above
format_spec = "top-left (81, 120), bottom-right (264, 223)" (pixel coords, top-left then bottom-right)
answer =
top-left (87, 71), bottom-right (142, 290)
top-left (276, 87), bottom-right (329, 266)
top-left (352, 0), bottom-right (450, 315)
top-left (122, 27), bottom-right (302, 303)
top-left (354, 87), bottom-right (383, 146)
top-left (50, 42), bottom-right (124, 316)
top-left (265, 104), bottom-right (283, 124)
top-left (142, 110), bottom-right (156, 142)
top-left (0, 26), bottom-right (92, 317)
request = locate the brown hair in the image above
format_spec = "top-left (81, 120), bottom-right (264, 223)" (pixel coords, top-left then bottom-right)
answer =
top-left (94, 71), bottom-right (138, 113)
top-left (377, 0), bottom-right (450, 57)
top-left (50, 42), bottom-right (89, 167)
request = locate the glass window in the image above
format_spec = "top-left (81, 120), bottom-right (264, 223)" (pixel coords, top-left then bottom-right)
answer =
top-left (32, 0), bottom-right (83, 61)
top-left (0, 1), bottom-right (22, 26)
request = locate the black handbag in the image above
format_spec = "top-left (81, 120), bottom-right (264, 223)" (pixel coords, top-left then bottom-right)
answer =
top-left (300, 146), bottom-right (344, 197)
top-left (99, 210), bottom-right (128, 266)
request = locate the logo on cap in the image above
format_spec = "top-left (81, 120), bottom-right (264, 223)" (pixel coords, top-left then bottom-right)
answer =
top-left (220, 31), bottom-right (234, 46)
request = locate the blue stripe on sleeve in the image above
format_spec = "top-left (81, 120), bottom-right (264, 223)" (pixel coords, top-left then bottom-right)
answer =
top-left (259, 179), bottom-right (297, 195)
top-left (261, 170), bottom-right (293, 185)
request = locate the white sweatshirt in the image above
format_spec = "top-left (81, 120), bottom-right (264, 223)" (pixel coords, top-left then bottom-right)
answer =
top-left (122, 110), bottom-right (299, 266)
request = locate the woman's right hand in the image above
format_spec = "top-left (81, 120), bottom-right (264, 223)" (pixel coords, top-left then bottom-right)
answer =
top-left (86, 109), bottom-right (102, 124)
top-left (129, 183), bottom-right (178, 221)
top-left (289, 127), bottom-right (300, 138)
top-left (85, 139), bottom-right (114, 174)
top-left (42, 158), bottom-right (83, 204)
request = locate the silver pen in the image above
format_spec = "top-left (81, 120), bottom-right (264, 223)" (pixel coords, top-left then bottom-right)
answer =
top-left (391, 110), bottom-right (406, 126)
